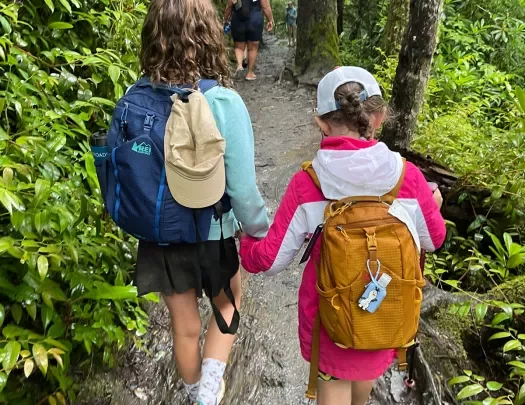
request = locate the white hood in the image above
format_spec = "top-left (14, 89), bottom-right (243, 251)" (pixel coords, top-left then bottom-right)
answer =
top-left (312, 142), bottom-right (404, 200)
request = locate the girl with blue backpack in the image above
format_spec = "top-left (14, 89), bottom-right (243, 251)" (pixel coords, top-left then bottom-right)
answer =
top-left (117, 0), bottom-right (270, 404)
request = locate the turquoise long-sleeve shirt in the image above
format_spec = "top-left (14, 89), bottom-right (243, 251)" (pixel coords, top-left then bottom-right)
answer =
top-left (204, 86), bottom-right (270, 240)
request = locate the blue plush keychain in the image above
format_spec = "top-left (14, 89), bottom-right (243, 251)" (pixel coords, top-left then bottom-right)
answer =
top-left (358, 260), bottom-right (392, 313)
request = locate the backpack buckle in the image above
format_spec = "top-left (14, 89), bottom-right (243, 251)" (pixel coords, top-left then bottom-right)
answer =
top-left (366, 232), bottom-right (377, 251)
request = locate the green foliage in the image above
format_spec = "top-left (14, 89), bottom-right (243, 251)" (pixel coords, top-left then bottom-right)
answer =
top-left (0, 0), bottom-right (157, 402)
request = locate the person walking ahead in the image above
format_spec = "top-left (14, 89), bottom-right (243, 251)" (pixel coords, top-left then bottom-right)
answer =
top-left (135, 1), bottom-right (269, 404)
top-left (225, 0), bottom-right (274, 81)
top-left (285, 1), bottom-right (297, 47)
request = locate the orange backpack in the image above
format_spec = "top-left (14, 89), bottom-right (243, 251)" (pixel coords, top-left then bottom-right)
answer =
top-left (301, 160), bottom-right (425, 399)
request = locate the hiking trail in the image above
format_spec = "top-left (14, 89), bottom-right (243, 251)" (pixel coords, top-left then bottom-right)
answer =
top-left (76, 33), bottom-right (417, 405)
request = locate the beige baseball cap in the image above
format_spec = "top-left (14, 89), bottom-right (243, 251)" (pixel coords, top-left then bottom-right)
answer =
top-left (164, 91), bottom-right (226, 209)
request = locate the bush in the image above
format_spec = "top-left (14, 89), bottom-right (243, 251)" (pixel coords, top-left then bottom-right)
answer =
top-left (0, 0), bottom-right (156, 403)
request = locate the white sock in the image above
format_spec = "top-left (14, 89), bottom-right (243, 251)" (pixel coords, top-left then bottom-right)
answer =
top-left (196, 358), bottom-right (226, 405)
top-left (183, 380), bottom-right (200, 402)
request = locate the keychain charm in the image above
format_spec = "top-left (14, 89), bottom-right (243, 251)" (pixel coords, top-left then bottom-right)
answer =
top-left (358, 260), bottom-right (392, 313)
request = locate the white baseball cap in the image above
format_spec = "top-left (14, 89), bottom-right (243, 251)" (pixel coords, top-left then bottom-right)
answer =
top-left (316, 66), bottom-right (382, 115)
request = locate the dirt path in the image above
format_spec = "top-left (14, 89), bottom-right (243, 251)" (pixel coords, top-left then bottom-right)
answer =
top-left (76, 34), bottom-right (416, 405)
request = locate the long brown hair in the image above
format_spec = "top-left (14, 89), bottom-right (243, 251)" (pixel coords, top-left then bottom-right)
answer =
top-left (140, 0), bottom-right (232, 87)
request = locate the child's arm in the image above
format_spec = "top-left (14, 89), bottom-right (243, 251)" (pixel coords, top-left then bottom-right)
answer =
top-left (210, 89), bottom-right (270, 238)
top-left (240, 174), bottom-right (308, 275)
top-left (412, 166), bottom-right (446, 251)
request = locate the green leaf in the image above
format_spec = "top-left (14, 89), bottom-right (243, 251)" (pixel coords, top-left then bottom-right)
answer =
top-left (475, 303), bottom-right (488, 322)
top-left (448, 375), bottom-right (471, 386)
top-left (47, 322), bottom-right (65, 339)
top-left (143, 292), bottom-right (160, 303)
top-left (0, 305), bottom-right (4, 328)
top-left (0, 371), bottom-right (6, 394)
top-left (493, 301), bottom-right (513, 318)
top-left (2, 325), bottom-right (25, 338)
top-left (457, 383), bottom-right (484, 399)
top-left (503, 339), bottom-right (522, 352)
top-left (2, 341), bottom-right (21, 374)
top-left (509, 360), bottom-right (525, 370)
top-left (491, 312), bottom-right (510, 326)
top-left (34, 179), bottom-right (51, 208)
top-left (24, 359), bottom-right (34, 378)
top-left (516, 86), bottom-right (525, 112)
top-left (0, 237), bottom-right (14, 254)
top-left (0, 16), bottom-right (11, 35)
top-left (58, 0), bottom-right (72, 13)
top-left (33, 343), bottom-right (48, 376)
top-left (11, 303), bottom-right (22, 324)
top-left (38, 255), bottom-right (49, 281)
top-left (44, 0), bottom-right (54, 12)
top-left (114, 83), bottom-right (124, 100)
top-left (486, 381), bottom-right (503, 391)
top-left (108, 65), bottom-right (121, 84)
top-left (41, 306), bottom-right (53, 331)
top-left (49, 395), bottom-right (57, 405)
top-left (507, 254), bottom-right (523, 269)
top-left (26, 301), bottom-right (37, 321)
top-left (488, 331), bottom-right (511, 341)
top-left (48, 22), bottom-right (73, 30)
top-left (73, 194), bottom-right (88, 229)
top-left (467, 216), bottom-right (485, 234)
top-left (0, 188), bottom-right (24, 214)
top-left (444, 279), bottom-right (460, 289)
top-left (81, 284), bottom-right (137, 300)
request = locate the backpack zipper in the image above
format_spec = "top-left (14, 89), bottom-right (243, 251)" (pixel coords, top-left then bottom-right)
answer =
top-left (334, 217), bottom-right (400, 233)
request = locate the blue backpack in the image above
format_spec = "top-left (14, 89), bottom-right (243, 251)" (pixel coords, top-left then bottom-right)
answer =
top-left (95, 77), bottom-right (231, 244)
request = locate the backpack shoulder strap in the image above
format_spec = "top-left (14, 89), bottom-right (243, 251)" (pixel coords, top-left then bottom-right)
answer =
top-left (301, 161), bottom-right (322, 190)
top-left (198, 79), bottom-right (219, 93)
top-left (384, 158), bottom-right (407, 199)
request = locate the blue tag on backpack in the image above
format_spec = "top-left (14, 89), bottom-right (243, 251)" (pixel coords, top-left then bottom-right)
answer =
top-left (358, 260), bottom-right (392, 313)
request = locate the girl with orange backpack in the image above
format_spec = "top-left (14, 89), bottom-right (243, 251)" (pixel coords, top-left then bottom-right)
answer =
top-left (239, 67), bottom-right (446, 404)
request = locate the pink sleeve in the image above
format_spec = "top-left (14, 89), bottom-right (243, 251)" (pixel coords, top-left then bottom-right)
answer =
top-left (411, 164), bottom-right (446, 251)
top-left (240, 173), bottom-right (308, 275)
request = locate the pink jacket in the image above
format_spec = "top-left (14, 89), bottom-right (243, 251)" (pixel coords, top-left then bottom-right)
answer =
top-left (240, 136), bottom-right (446, 380)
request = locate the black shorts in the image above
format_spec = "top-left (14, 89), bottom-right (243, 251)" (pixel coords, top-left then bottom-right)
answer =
top-left (134, 238), bottom-right (239, 298)
top-left (231, 10), bottom-right (264, 43)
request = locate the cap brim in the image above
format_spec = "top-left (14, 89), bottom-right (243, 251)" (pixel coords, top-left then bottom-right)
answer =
top-left (166, 158), bottom-right (226, 209)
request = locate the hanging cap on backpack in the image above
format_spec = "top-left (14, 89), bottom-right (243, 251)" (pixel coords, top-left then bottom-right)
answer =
top-left (316, 66), bottom-right (382, 115)
top-left (164, 91), bottom-right (226, 209)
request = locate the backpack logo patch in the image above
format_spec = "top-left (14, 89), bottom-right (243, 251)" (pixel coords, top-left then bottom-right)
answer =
top-left (132, 142), bottom-right (152, 156)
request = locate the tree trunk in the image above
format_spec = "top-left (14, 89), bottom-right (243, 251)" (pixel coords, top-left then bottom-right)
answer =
top-left (383, 0), bottom-right (410, 56)
top-left (380, 0), bottom-right (443, 149)
top-left (337, 0), bottom-right (344, 35)
top-left (295, 0), bottom-right (341, 84)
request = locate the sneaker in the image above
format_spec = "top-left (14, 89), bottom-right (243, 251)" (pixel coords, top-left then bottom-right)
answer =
top-left (194, 379), bottom-right (225, 405)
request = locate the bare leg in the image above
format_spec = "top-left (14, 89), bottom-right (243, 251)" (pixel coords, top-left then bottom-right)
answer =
top-left (163, 289), bottom-right (202, 384)
top-left (317, 379), bottom-right (353, 405)
top-left (351, 380), bottom-right (375, 405)
top-left (246, 41), bottom-right (259, 80)
top-left (202, 270), bottom-right (242, 361)
top-left (234, 42), bottom-right (246, 70)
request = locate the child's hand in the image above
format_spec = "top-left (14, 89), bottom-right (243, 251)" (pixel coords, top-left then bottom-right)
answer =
top-left (432, 188), bottom-right (443, 209)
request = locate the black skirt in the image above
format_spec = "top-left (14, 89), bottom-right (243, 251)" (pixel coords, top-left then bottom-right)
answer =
top-left (134, 238), bottom-right (240, 298)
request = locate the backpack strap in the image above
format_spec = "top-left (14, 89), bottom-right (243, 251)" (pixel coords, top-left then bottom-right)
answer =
top-left (133, 76), bottom-right (218, 98)
top-left (306, 311), bottom-right (321, 400)
top-left (301, 161), bottom-right (322, 190)
top-left (385, 158), bottom-right (407, 199)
